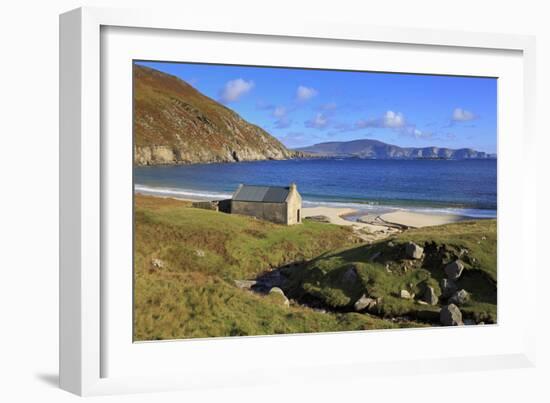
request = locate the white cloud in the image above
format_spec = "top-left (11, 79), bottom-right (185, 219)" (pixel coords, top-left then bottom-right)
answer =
top-left (382, 110), bottom-right (406, 128)
top-left (351, 111), bottom-right (435, 139)
top-left (355, 110), bottom-right (406, 129)
top-left (219, 78), bottom-right (254, 103)
top-left (305, 113), bottom-right (329, 129)
top-left (400, 126), bottom-right (432, 139)
top-left (452, 107), bottom-right (476, 121)
top-left (296, 85), bottom-right (318, 101)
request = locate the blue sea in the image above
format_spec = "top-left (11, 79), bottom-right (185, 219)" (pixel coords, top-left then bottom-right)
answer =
top-left (134, 158), bottom-right (497, 218)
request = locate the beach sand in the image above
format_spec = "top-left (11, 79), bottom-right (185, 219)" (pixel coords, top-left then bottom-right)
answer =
top-left (301, 206), bottom-right (400, 241)
top-left (376, 210), bottom-right (468, 228)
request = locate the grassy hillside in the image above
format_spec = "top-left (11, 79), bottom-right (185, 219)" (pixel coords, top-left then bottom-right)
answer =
top-left (134, 195), bottom-right (400, 340)
top-left (285, 220), bottom-right (497, 324)
top-left (133, 65), bottom-right (296, 165)
top-left (134, 195), bottom-right (496, 340)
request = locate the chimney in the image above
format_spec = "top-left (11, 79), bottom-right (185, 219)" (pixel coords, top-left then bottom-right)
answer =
top-left (290, 183), bottom-right (297, 192)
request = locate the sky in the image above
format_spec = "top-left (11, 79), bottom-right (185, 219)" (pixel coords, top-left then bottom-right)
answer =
top-left (136, 61), bottom-right (497, 153)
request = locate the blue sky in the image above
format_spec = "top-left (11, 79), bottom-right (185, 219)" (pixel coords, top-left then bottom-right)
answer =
top-left (136, 61), bottom-right (497, 153)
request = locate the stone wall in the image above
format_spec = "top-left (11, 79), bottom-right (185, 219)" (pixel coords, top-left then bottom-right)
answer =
top-left (285, 185), bottom-right (302, 225)
top-left (231, 201), bottom-right (288, 224)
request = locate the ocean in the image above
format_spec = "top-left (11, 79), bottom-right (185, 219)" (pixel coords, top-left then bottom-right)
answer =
top-left (134, 158), bottom-right (497, 218)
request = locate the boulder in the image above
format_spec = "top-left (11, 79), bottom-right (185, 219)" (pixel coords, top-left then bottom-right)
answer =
top-left (400, 289), bottom-right (413, 300)
top-left (440, 304), bottom-right (464, 326)
top-left (422, 286), bottom-right (438, 306)
top-left (234, 280), bottom-right (257, 289)
top-left (440, 278), bottom-right (457, 299)
top-left (449, 289), bottom-right (470, 306)
top-left (268, 287), bottom-right (290, 307)
top-left (354, 294), bottom-right (377, 311)
top-left (405, 242), bottom-right (424, 259)
top-left (444, 260), bottom-right (464, 280)
top-left (151, 258), bottom-right (164, 269)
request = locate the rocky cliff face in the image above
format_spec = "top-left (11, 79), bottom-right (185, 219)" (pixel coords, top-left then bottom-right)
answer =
top-left (296, 139), bottom-right (493, 160)
top-left (134, 65), bottom-right (296, 165)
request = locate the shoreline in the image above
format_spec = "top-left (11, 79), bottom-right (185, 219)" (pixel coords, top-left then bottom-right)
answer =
top-left (135, 191), bottom-right (486, 238)
top-left (134, 185), bottom-right (496, 219)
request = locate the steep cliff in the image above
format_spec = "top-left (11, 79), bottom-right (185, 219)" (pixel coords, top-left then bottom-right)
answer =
top-left (133, 65), bottom-right (296, 165)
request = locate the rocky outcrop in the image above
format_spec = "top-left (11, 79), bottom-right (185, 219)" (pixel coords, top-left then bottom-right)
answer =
top-left (268, 287), bottom-right (290, 307)
top-left (150, 258), bottom-right (164, 270)
top-left (421, 286), bottom-right (438, 306)
top-left (440, 278), bottom-right (458, 299)
top-left (405, 242), bottom-right (424, 259)
top-left (449, 289), bottom-right (470, 306)
top-left (234, 280), bottom-right (257, 289)
top-left (440, 304), bottom-right (463, 326)
top-left (444, 260), bottom-right (464, 280)
top-left (134, 65), bottom-right (298, 165)
top-left (354, 295), bottom-right (378, 312)
top-left (400, 289), bottom-right (413, 299)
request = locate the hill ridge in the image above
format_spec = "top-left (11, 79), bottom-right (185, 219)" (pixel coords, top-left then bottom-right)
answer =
top-left (296, 139), bottom-right (494, 160)
top-left (134, 65), bottom-right (297, 165)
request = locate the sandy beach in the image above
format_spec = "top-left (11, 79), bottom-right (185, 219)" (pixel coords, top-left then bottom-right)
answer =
top-left (377, 210), bottom-right (468, 228)
top-left (301, 206), bottom-right (400, 241)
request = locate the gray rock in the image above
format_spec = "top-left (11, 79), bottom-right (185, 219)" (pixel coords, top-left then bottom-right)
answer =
top-left (400, 289), bottom-right (413, 299)
top-left (444, 260), bottom-right (464, 280)
top-left (440, 304), bottom-right (464, 326)
top-left (151, 258), bottom-right (164, 269)
top-left (387, 241), bottom-right (395, 248)
top-left (405, 242), bottom-right (424, 259)
top-left (449, 289), bottom-right (470, 306)
top-left (440, 278), bottom-right (458, 299)
top-left (354, 294), bottom-right (378, 311)
top-left (269, 287), bottom-right (290, 307)
top-left (422, 286), bottom-right (438, 305)
top-left (234, 280), bottom-right (257, 289)
top-left (459, 248), bottom-right (469, 257)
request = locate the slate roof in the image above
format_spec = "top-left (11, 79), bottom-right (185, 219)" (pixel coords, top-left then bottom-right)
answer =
top-left (232, 185), bottom-right (291, 203)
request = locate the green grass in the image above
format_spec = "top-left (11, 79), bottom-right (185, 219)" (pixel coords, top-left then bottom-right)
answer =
top-left (134, 196), bottom-right (496, 340)
top-left (285, 219), bottom-right (497, 322)
top-left (134, 195), bottom-right (397, 340)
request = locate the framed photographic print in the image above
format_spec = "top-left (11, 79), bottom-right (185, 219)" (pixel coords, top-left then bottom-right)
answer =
top-left (60, 6), bottom-right (537, 396)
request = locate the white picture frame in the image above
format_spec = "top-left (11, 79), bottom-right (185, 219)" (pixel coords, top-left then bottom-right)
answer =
top-left (59, 6), bottom-right (537, 396)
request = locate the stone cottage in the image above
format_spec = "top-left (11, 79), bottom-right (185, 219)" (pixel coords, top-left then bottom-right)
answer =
top-left (231, 183), bottom-right (302, 225)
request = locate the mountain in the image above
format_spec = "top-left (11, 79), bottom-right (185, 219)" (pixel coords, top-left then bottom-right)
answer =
top-left (296, 139), bottom-right (493, 160)
top-left (134, 65), bottom-right (298, 165)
